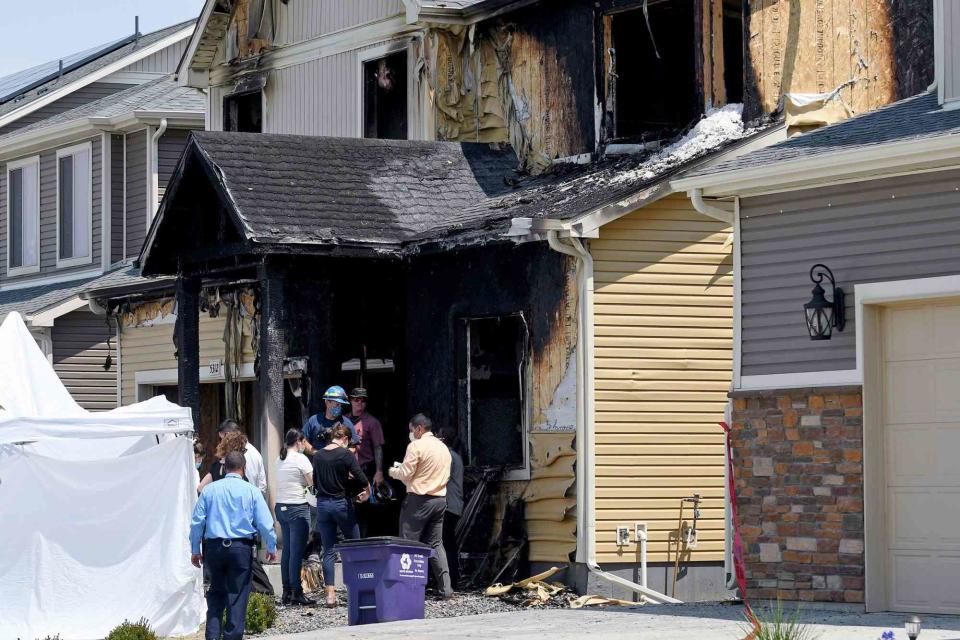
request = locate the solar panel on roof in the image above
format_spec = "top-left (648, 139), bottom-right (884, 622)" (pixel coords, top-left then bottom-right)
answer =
top-left (0, 33), bottom-right (135, 106)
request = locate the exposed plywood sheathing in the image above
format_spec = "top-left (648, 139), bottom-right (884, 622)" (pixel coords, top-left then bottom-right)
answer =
top-left (591, 194), bottom-right (732, 564)
top-left (747, 0), bottom-right (897, 116)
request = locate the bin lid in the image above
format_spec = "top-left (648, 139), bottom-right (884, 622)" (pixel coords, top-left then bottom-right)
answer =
top-left (335, 536), bottom-right (432, 551)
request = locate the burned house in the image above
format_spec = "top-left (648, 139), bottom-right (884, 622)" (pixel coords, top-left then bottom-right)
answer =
top-left (84, 0), bottom-right (936, 600)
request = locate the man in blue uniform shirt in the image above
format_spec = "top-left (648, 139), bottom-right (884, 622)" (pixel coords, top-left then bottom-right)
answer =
top-left (190, 451), bottom-right (277, 640)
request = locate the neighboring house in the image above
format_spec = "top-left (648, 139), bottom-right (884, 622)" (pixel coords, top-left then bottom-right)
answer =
top-left (0, 21), bottom-right (204, 410)
top-left (85, 0), bottom-right (934, 600)
top-left (670, 0), bottom-right (960, 614)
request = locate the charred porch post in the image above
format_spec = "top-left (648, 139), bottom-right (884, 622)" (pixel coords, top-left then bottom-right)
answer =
top-left (257, 260), bottom-right (286, 502)
top-left (175, 275), bottom-right (201, 427)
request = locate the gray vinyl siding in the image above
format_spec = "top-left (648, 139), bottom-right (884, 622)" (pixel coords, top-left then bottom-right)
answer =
top-left (739, 168), bottom-right (960, 376)
top-left (273, 0), bottom-right (403, 46)
top-left (111, 134), bottom-right (125, 262)
top-left (120, 39), bottom-right (187, 73)
top-left (0, 83), bottom-right (129, 135)
top-left (0, 136), bottom-right (102, 284)
top-left (125, 129), bottom-right (148, 259)
top-left (52, 309), bottom-right (117, 410)
top-left (157, 129), bottom-right (192, 202)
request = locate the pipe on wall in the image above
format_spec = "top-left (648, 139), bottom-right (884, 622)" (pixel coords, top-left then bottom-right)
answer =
top-left (546, 231), bottom-right (680, 605)
top-left (149, 118), bottom-right (168, 217)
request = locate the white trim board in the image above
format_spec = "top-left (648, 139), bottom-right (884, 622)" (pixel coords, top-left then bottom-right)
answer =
top-left (738, 369), bottom-right (861, 391)
top-left (0, 266), bottom-right (103, 292)
top-left (27, 295), bottom-right (90, 327)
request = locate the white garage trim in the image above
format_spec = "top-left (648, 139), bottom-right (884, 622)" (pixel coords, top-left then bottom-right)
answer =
top-left (857, 275), bottom-right (960, 613)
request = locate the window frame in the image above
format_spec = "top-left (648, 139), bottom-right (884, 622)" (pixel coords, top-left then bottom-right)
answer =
top-left (357, 41), bottom-right (413, 140)
top-left (6, 154), bottom-right (41, 277)
top-left (461, 313), bottom-right (532, 481)
top-left (55, 141), bottom-right (94, 269)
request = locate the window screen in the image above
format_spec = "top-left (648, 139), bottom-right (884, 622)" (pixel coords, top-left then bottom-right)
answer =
top-left (58, 147), bottom-right (91, 262)
top-left (7, 161), bottom-right (39, 271)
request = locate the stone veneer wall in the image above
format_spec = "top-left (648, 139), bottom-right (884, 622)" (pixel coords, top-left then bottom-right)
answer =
top-left (729, 386), bottom-right (865, 604)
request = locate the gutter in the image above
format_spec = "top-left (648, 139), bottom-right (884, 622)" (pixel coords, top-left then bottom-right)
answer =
top-left (546, 230), bottom-right (680, 605)
top-left (150, 118), bottom-right (169, 216)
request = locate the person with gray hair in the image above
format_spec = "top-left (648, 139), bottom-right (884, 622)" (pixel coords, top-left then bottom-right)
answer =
top-left (190, 451), bottom-right (277, 640)
top-left (389, 413), bottom-right (453, 598)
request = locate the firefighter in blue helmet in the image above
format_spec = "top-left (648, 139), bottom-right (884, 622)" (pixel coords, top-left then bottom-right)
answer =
top-left (303, 386), bottom-right (359, 451)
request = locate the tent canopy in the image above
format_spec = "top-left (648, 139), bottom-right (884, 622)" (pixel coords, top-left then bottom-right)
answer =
top-left (0, 311), bottom-right (203, 639)
top-left (0, 312), bottom-right (193, 443)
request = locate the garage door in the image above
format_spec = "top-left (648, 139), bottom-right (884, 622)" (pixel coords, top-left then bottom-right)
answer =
top-left (883, 302), bottom-right (960, 613)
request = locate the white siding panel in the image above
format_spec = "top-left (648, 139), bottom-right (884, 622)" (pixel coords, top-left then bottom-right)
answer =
top-left (274, 0), bottom-right (404, 46)
top-left (264, 40), bottom-right (402, 136)
top-left (946, 0), bottom-right (960, 103)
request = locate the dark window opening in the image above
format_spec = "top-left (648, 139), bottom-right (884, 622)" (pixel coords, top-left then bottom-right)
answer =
top-left (223, 90), bottom-right (263, 133)
top-left (723, 0), bottom-right (744, 104)
top-left (363, 51), bottom-right (408, 140)
top-left (460, 315), bottom-right (527, 469)
top-left (609, 1), bottom-right (700, 140)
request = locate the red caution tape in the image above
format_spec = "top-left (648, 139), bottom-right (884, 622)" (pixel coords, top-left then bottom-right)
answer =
top-left (721, 421), bottom-right (759, 638)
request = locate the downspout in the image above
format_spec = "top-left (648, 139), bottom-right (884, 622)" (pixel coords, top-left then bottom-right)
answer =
top-left (689, 188), bottom-right (739, 590)
top-left (546, 231), bottom-right (680, 605)
top-left (150, 118), bottom-right (168, 217)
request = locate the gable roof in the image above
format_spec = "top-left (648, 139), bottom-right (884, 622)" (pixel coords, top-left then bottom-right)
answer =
top-left (404, 0), bottom-right (537, 23)
top-left (675, 91), bottom-right (960, 196)
top-left (0, 76), bottom-right (205, 146)
top-left (0, 21), bottom-right (195, 130)
top-left (139, 132), bottom-right (521, 273)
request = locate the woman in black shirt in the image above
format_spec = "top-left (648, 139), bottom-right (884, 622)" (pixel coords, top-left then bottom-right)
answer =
top-left (313, 424), bottom-right (368, 607)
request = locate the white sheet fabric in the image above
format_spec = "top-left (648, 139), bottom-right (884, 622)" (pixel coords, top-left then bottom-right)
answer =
top-left (0, 313), bottom-right (204, 638)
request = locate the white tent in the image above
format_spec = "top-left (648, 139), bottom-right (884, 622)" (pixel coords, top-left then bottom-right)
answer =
top-left (0, 312), bottom-right (204, 639)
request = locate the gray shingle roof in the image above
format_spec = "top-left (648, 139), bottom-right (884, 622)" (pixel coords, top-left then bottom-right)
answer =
top-left (0, 276), bottom-right (101, 319)
top-left (183, 132), bottom-right (521, 248)
top-left (0, 21), bottom-right (194, 124)
top-left (0, 76), bottom-right (205, 143)
top-left (691, 91), bottom-right (960, 178)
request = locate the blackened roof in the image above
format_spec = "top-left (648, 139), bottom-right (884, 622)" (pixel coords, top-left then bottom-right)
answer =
top-left (690, 91), bottom-right (960, 178)
top-left (168, 131), bottom-right (520, 248)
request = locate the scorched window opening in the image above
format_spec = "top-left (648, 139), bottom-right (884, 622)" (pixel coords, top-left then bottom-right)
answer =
top-left (461, 315), bottom-right (527, 471)
top-left (363, 50), bottom-right (408, 140)
top-left (223, 90), bottom-right (263, 133)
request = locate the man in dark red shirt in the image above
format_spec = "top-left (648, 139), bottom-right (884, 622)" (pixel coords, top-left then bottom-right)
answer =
top-left (350, 388), bottom-right (387, 537)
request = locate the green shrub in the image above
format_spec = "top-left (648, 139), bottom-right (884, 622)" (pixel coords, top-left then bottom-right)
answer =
top-left (742, 600), bottom-right (819, 640)
top-left (245, 592), bottom-right (277, 633)
top-left (105, 618), bottom-right (157, 640)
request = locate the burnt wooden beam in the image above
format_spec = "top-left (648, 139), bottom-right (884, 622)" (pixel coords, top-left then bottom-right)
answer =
top-left (256, 259), bottom-right (287, 503)
top-left (305, 276), bottom-right (333, 415)
top-left (175, 275), bottom-right (202, 428)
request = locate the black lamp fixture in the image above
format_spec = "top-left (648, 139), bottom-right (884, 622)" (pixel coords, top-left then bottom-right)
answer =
top-left (905, 615), bottom-right (922, 639)
top-left (804, 263), bottom-right (845, 341)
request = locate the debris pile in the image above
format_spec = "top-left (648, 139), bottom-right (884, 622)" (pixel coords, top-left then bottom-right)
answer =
top-left (484, 567), bottom-right (636, 609)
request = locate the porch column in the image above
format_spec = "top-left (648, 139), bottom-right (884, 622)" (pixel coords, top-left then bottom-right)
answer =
top-left (175, 275), bottom-right (202, 428)
top-left (257, 261), bottom-right (286, 503)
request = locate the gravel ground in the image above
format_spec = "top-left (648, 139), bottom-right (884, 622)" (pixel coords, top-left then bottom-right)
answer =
top-left (249, 589), bottom-right (525, 637)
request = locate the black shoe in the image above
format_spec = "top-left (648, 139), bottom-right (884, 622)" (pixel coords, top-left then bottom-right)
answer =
top-left (281, 587), bottom-right (292, 605)
top-left (291, 588), bottom-right (316, 606)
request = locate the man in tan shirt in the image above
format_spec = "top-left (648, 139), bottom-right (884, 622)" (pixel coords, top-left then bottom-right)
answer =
top-left (389, 413), bottom-right (453, 597)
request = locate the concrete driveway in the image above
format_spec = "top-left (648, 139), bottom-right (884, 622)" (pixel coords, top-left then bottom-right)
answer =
top-left (267, 603), bottom-right (960, 640)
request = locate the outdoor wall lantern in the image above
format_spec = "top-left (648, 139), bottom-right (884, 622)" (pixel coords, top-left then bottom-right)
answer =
top-left (803, 263), bottom-right (845, 341)
top-left (905, 615), bottom-right (922, 639)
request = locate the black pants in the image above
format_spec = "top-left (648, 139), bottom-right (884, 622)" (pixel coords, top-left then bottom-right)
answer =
top-left (442, 511), bottom-right (461, 590)
top-left (205, 539), bottom-right (253, 640)
top-left (400, 494), bottom-right (452, 597)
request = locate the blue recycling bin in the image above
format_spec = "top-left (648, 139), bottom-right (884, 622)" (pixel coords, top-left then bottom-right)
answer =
top-left (335, 536), bottom-right (434, 625)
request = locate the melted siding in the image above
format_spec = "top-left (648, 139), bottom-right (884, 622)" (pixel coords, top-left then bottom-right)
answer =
top-left (591, 193), bottom-right (731, 564)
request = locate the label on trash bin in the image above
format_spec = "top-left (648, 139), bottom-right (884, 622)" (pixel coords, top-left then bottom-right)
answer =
top-left (391, 552), bottom-right (428, 580)
top-left (358, 572), bottom-right (375, 580)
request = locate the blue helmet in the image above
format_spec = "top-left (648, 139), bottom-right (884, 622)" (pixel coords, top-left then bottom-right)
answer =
top-left (322, 385), bottom-right (350, 404)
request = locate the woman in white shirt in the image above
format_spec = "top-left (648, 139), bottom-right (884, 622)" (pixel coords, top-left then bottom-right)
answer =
top-left (275, 428), bottom-right (314, 606)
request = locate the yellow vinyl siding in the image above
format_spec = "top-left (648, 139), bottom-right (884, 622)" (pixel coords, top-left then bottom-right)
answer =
top-left (592, 193), bottom-right (732, 564)
top-left (120, 314), bottom-right (254, 404)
